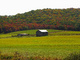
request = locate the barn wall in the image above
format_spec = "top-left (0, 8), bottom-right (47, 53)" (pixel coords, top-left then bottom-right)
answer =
top-left (36, 31), bottom-right (48, 36)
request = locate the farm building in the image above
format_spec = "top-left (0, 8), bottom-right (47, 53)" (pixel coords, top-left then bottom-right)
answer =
top-left (17, 33), bottom-right (29, 36)
top-left (36, 30), bottom-right (48, 36)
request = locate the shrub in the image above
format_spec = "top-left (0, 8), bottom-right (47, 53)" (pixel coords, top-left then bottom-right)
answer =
top-left (64, 52), bottom-right (80, 60)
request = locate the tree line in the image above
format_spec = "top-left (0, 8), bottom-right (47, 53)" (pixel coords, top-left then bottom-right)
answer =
top-left (0, 8), bottom-right (80, 33)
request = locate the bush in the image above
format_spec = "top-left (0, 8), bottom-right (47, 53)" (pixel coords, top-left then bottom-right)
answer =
top-left (64, 52), bottom-right (80, 60)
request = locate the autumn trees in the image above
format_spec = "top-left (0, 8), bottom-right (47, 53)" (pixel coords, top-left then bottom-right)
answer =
top-left (0, 8), bottom-right (80, 33)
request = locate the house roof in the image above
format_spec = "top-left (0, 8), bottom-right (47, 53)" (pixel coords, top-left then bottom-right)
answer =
top-left (38, 30), bottom-right (48, 32)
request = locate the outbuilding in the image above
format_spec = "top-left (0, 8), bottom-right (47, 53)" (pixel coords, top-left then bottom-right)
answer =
top-left (17, 33), bottom-right (29, 36)
top-left (36, 29), bottom-right (48, 36)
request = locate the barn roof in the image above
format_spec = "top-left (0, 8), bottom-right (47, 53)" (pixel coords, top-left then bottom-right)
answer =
top-left (38, 30), bottom-right (48, 32)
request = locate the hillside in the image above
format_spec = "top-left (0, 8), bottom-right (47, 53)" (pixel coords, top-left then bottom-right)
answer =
top-left (0, 8), bottom-right (80, 33)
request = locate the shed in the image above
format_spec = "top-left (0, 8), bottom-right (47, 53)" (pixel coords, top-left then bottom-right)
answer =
top-left (36, 30), bottom-right (48, 36)
top-left (17, 33), bottom-right (29, 36)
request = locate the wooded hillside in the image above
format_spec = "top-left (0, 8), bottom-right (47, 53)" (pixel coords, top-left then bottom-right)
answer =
top-left (0, 8), bottom-right (80, 33)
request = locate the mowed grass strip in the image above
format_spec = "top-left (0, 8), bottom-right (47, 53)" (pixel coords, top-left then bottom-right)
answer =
top-left (49, 31), bottom-right (80, 36)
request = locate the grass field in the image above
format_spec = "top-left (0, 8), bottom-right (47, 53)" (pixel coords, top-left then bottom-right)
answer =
top-left (0, 29), bottom-right (80, 59)
top-left (0, 29), bottom-right (61, 38)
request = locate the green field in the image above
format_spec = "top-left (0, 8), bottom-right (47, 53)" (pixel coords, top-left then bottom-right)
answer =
top-left (0, 29), bottom-right (80, 59)
top-left (0, 29), bottom-right (61, 38)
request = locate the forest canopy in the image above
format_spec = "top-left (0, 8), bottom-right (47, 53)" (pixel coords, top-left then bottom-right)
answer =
top-left (0, 8), bottom-right (80, 33)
